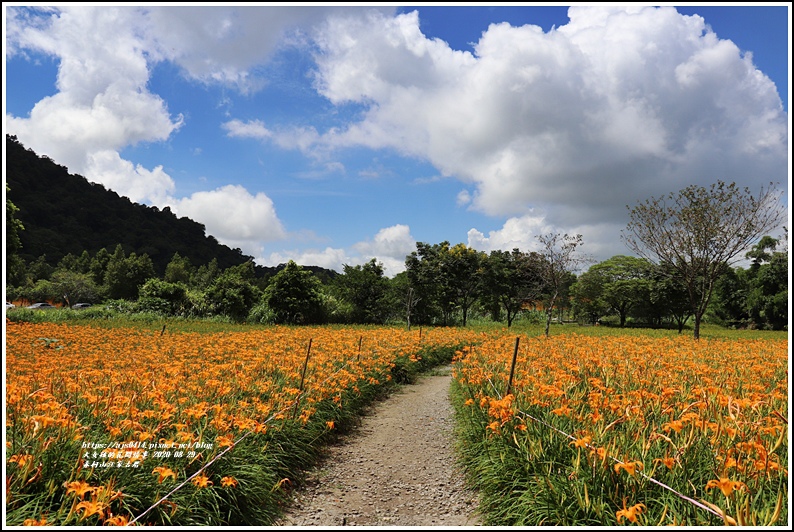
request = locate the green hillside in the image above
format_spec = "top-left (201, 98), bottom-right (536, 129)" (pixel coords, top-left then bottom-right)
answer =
top-left (5, 134), bottom-right (335, 281)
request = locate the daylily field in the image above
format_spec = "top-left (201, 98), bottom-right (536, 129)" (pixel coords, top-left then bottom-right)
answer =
top-left (452, 331), bottom-right (789, 526)
top-left (5, 320), bottom-right (788, 526)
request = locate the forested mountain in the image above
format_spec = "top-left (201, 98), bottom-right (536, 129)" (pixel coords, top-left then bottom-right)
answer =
top-left (5, 134), bottom-right (335, 280)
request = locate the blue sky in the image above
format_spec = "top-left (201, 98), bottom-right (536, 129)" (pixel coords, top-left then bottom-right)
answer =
top-left (4, 4), bottom-right (790, 276)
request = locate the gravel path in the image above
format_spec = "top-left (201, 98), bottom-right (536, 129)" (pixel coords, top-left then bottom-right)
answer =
top-left (274, 366), bottom-right (482, 526)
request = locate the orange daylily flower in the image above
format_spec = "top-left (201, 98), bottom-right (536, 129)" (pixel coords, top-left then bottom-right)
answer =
top-left (9, 454), bottom-right (34, 467)
top-left (5, 322), bottom-right (787, 527)
top-left (614, 461), bottom-right (643, 476)
top-left (325, 420), bottom-right (335, 430)
top-left (75, 500), bottom-right (107, 520)
top-left (221, 476), bottom-right (239, 488)
top-left (191, 473), bottom-right (213, 488)
top-left (706, 477), bottom-right (747, 497)
top-left (104, 515), bottom-right (130, 526)
top-left (216, 434), bottom-right (235, 447)
top-left (64, 480), bottom-right (95, 499)
top-left (570, 435), bottom-right (592, 449)
top-left (152, 466), bottom-right (177, 483)
top-left (616, 501), bottom-right (646, 524)
top-left (653, 456), bottom-right (676, 470)
top-left (590, 447), bottom-right (608, 462)
top-left (662, 419), bottom-right (684, 434)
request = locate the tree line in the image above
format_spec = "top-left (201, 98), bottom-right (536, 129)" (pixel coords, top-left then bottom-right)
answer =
top-left (6, 138), bottom-right (787, 337)
top-left (5, 231), bottom-right (787, 333)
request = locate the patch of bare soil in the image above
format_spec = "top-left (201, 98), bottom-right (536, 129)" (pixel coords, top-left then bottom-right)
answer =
top-left (274, 366), bottom-right (482, 527)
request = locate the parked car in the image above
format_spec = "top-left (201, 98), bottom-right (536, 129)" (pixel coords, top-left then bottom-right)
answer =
top-left (5, 301), bottom-right (15, 310)
top-left (72, 303), bottom-right (93, 309)
top-left (27, 302), bottom-right (56, 309)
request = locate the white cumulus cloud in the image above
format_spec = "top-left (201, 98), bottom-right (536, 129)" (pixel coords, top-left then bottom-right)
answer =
top-left (166, 185), bottom-right (286, 257)
top-left (301, 5), bottom-right (787, 232)
top-left (467, 214), bottom-right (553, 254)
top-left (353, 224), bottom-right (417, 276)
top-left (258, 224), bottom-right (416, 276)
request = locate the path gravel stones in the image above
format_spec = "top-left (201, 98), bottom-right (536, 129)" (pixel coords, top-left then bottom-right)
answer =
top-left (274, 367), bottom-right (482, 527)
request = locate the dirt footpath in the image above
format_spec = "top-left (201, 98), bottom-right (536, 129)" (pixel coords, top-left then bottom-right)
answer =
top-left (274, 367), bottom-right (482, 527)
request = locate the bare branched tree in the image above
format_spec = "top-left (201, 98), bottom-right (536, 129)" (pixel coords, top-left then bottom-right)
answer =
top-left (537, 233), bottom-right (587, 337)
top-left (622, 180), bottom-right (786, 339)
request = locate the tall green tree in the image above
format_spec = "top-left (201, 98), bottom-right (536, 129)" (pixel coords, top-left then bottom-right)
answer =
top-left (443, 243), bottom-right (486, 326)
top-left (405, 242), bottom-right (446, 325)
top-left (570, 268), bottom-right (609, 326)
top-left (744, 234), bottom-right (788, 330)
top-left (405, 242), bottom-right (486, 326)
top-left (482, 249), bottom-right (545, 327)
top-left (709, 266), bottom-right (749, 329)
top-left (6, 183), bottom-right (24, 253)
top-left (89, 247), bottom-right (111, 286)
top-left (28, 254), bottom-right (55, 283)
top-left (587, 255), bottom-right (653, 327)
top-left (336, 258), bottom-right (390, 324)
top-left (648, 262), bottom-right (696, 332)
top-left (623, 181), bottom-right (785, 339)
top-left (192, 258), bottom-right (221, 289)
top-left (164, 252), bottom-right (194, 285)
top-left (262, 260), bottom-right (325, 325)
top-left (387, 271), bottom-right (418, 329)
top-left (104, 244), bottom-right (156, 300)
top-left (203, 266), bottom-right (262, 322)
top-left (51, 270), bottom-right (100, 306)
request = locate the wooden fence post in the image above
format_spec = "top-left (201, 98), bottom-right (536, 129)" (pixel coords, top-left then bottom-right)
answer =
top-left (292, 338), bottom-right (313, 420)
top-left (506, 336), bottom-right (520, 396)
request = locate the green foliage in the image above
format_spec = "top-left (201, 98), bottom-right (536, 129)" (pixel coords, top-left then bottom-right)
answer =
top-left (103, 245), bottom-right (156, 300)
top-left (139, 278), bottom-right (190, 315)
top-left (28, 254), bottom-right (55, 282)
top-left (262, 261), bottom-right (325, 325)
top-left (624, 180), bottom-right (786, 339)
top-left (6, 254), bottom-right (28, 287)
top-left (51, 269), bottom-right (100, 306)
top-left (744, 235), bottom-right (788, 330)
top-left (164, 252), bottom-right (194, 284)
top-left (571, 256), bottom-right (653, 327)
top-left (334, 258), bottom-right (391, 324)
top-left (317, 288), bottom-right (355, 324)
top-left (247, 301), bottom-right (277, 325)
top-left (570, 268), bottom-right (609, 325)
top-left (709, 266), bottom-right (750, 328)
top-left (203, 268), bottom-right (262, 322)
top-left (482, 249), bottom-right (546, 327)
top-left (135, 296), bottom-right (173, 316)
top-left (6, 182), bottom-right (25, 249)
top-left (6, 131), bottom-right (787, 332)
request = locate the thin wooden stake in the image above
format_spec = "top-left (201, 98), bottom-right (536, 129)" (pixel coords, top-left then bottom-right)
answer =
top-left (292, 338), bottom-right (313, 420)
top-left (506, 336), bottom-right (520, 396)
top-left (160, 324), bottom-right (166, 336)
